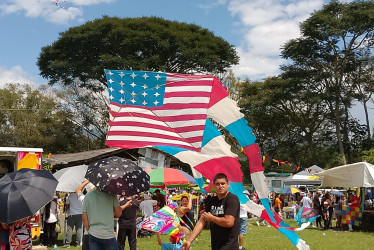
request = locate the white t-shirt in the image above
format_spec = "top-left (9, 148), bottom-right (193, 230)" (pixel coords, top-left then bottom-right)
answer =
top-left (301, 196), bottom-right (312, 208)
top-left (44, 200), bottom-right (59, 223)
top-left (66, 193), bottom-right (84, 215)
top-left (140, 199), bottom-right (157, 218)
top-left (239, 205), bottom-right (248, 218)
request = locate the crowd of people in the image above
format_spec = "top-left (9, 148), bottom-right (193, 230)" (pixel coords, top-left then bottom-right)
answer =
top-left (1, 173), bottom-right (372, 250)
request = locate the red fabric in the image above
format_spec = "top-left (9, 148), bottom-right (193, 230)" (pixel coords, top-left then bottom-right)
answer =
top-left (208, 77), bottom-right (229, 108)
top-left (243, 144), bottom-right (264, 174)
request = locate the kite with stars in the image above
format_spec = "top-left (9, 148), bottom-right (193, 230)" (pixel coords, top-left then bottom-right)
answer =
top-left (105, 69), bottom-right (310, 249)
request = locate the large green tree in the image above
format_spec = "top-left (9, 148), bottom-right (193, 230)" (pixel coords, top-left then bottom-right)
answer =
top-left (0, 84), bottom-right (93, 153)
top-left (239, 76), bottom-right (341, 169)
top-left (37, 16), bottom-right (239, 91)
top-left (281, 0), bottom-right (374, 164)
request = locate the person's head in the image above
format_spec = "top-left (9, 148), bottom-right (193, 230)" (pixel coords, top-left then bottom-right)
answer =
top-left (317, 191), bottom-right (322, 196)
top-left (324, 193), bottom-right (330, 200)
top-left (155, 189), bottom-right (160, 194)
top-left (213, 173), bottom-right (229, 196)
top-left (169, 235), bottom-right (180, 244)
top-left (181, 195), bottom-right (189, 206)
top-left (276, 193), bottom-right (280, 198)
top-left (308, 193), bottom-right (312, 198)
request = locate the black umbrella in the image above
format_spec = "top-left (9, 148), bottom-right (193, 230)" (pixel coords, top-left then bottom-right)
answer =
top-left (0, 169), bottom-right (58, 224)
top-left (85, 156), bottom-right (150, 196)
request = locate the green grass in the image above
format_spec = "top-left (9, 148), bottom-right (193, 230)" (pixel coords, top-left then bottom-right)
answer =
top-left (37, 218), bottom-right (374, 250)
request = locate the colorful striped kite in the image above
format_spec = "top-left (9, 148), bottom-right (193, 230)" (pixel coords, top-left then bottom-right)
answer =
top-left (137, 202), bottom-right (183, 237)
top-left (105, 70), bottom-right (309, 249)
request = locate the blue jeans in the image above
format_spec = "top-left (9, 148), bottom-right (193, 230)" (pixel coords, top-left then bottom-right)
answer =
top-left (89, 234), bottom-right (119, 250)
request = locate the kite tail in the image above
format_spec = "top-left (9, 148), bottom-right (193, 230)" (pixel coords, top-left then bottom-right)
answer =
top-left (207, 79), bottom-right (310, 250)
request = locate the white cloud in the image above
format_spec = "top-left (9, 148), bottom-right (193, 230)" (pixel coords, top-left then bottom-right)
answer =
top-left (224, 0), bottom-right (325, 80)
top-left (0, 66), bottom-right (39, 88)
top-left (0, 0), bottom-right (114, 24)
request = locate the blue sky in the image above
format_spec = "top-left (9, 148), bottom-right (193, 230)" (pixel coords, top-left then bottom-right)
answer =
top-left (0, 0), bottom-right (371, 123)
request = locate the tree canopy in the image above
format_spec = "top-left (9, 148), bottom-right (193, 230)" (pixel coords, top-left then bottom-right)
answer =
top-left (0, 83), bottom-right (99, 153)
top-left (38, 16), bottom-right (239, 91)
top-left (280, 0), bottom-right (374, 164)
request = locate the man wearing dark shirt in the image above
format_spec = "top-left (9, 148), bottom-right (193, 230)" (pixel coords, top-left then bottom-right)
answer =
top-left (117, 196), bottom-right (140, 250)
top-left (182, 173), bottom-right (240, 250)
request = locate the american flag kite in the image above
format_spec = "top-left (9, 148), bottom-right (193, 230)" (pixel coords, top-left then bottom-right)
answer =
top-left (105, 70), bottom-right (310, 250)
top-left (106, 71), bottom-right (213, 150)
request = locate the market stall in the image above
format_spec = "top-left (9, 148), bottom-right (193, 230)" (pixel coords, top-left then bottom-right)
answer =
top-left (316, 162), bottom-right (374, 230)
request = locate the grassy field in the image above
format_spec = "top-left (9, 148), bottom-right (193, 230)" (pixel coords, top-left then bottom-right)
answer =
top-left (37, 218), bottom-right (374, 250)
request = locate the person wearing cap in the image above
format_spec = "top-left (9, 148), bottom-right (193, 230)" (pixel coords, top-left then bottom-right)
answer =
top-left (322, 201), bottom-right (329, 229)
top-left (64, 191), bottom-right (84, 248)
top-left (156, 232), bottom-right (183, 250)
top-left (321, 193), bottom-right (333, 230)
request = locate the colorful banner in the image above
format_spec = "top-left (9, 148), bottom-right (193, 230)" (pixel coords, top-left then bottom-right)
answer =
top-left (261, 155), bottom-right (320, 174)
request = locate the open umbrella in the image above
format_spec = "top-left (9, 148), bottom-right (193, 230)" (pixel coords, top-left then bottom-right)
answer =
top-left (149, 188), bottom-right (166, 196)
top-left (53, 165), bottom-right (88, 192)
top-left (330, 191), bottom-right (345, 197)
top-left (149, 168), bottom-right (196, 188)
top-left (170, 193), bottom-right (199, 201)
top-left (0, 169), bottom-right (58, 224)
top-left (85, 156), bottom-right (150, 196)
top-left (278, 187), bottom-right (302, 194)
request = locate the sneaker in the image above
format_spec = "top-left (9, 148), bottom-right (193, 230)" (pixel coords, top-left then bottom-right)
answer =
top-left (63, 244), bottom-right (70, 248)
top-left (256, 221), bottom-right (260, 226)
top-left (240, 247), bottom-right (247, 250)
top-left (53, 244), bottom-right (58, 249)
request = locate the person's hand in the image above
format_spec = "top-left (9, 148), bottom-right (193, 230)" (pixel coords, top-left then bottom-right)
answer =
top-left (126, 200), bottom-right (133, 206)
top-left (181, 240), bottom-right (191, 250)
top-left (201, 212), bottom-right (214, 222)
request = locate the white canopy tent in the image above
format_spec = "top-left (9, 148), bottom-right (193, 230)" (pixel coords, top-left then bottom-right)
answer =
top-left (283, 165), bottom-right (323, 186)
top-left (316, 162), bottom-right (374, 187)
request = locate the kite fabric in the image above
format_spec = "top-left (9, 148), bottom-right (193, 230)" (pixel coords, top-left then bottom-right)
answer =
top-left (294, 206), bottom-right (319, 229)
top-left (137, 202), bottom-right (183, 237)
top-left (105, 70), bottom-right (309, 250)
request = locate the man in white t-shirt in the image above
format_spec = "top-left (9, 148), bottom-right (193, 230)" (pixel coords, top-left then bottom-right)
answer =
top-left (64, 192), bottom-right (85, 247)
top-left (301, 193), bottom-right (313, 208)
top-left (140, 195), bottom-right (157, 218)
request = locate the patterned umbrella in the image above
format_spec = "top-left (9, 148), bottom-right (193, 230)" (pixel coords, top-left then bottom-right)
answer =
top-left (278, 186), bottom-right (302, 194)
top-left (85, 156), bottom-right (149, 196)
top-left (0, 169), bottom-right (58, 224)
top-left (148, 168), bottom-right (196, 188)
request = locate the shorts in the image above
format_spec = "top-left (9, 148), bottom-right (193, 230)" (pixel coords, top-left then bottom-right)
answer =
top-left (239, 217), bottom-right (248, 235)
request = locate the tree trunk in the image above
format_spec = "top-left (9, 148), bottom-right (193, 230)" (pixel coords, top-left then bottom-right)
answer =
top-left (333, 110), bottom-right (347, 164)
top-left (363, 100), bottom-right (371, 139)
